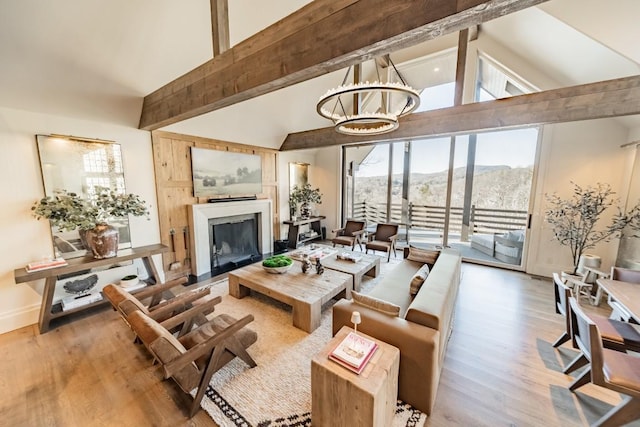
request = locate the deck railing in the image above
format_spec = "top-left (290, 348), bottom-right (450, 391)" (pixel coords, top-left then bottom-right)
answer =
top-left (352, 201), bottom-right (527, 237)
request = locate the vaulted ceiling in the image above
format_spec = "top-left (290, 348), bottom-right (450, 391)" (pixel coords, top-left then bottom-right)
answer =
top-left (0, 0), bottom-right (638, 149)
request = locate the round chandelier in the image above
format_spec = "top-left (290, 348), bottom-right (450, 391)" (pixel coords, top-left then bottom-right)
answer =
top-left (316, 57), bottom-right (420, 136)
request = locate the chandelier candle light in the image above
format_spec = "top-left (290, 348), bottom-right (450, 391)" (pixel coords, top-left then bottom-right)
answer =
top-left (317, 57), bottom-right (420, 136)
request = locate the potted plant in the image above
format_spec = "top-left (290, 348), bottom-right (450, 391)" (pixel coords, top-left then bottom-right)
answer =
top-left (544, 182), bottom-right (640, 275)
top-left (32, 186), bottom-right (149, 259)
top-left (289, 184), bottom-right (322, 219)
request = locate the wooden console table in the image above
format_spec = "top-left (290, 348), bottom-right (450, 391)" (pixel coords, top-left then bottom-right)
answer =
top-left (14, 243), bottom-right (168, 334)
top-left (283, 216), bottom-right (326, 248)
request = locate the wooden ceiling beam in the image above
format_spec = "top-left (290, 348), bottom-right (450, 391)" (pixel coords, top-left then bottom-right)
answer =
top-left (139, 0), bottom-right (548, 130)
top-left (210, 0), bottom-right (229, 56)
top-left (280, 74), bottom-right (640, 150)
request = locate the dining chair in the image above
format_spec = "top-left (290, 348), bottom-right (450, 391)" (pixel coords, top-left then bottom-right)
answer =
top-left (564, 297), bottom-right (640, 386)
top-left (552, 276), bottom-right (640, 357)
top-left (365, 223), bottom-right (399, 262)
top-left (127, 307), bottom-right (257, 417)
top-left (331, 219), bottom-right (366, 251)
top-left (572, 301), bottom-right (640, 427)
top-left (604, 266), bottom-right (640, 321)
top-left (611, 266), bottom-right (640, 283)
top-left (552, 273), bottom-right (572, 348)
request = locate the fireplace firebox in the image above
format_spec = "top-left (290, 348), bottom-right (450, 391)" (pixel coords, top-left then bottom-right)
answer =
top-left (209, 213), bottom-right (260, 272)
top-left (188, 199), bottom-right (273, 279)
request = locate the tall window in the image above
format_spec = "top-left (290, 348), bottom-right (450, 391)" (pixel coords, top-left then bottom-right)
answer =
top-left (343, 53), bottom-right (539, 269)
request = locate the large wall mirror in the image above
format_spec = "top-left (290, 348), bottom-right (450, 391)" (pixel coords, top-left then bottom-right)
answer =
top-left (36, 134), bottom-right (132, 259)
top-left (289, 162), bottom-right (309, 190)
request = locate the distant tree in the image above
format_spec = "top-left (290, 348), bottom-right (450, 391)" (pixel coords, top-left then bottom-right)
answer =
top-left (419, 183), bottom-right (431, 202)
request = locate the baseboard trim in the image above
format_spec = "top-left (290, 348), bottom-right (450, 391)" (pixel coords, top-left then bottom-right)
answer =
top-left (0, 304), bottom-right (39, 335)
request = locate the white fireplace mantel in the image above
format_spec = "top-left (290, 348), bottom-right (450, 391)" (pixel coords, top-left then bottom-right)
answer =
top-left (188, 199), bottom-right (273, 278)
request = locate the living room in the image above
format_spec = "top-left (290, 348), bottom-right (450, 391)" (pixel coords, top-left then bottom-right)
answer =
top-left (2, 1), bottom-right (640, 426)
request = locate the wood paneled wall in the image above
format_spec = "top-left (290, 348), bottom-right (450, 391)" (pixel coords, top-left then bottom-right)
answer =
top-left (151, 130), bottom-right (280, 280)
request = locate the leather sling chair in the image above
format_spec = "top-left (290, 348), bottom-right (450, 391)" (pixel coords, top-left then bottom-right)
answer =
top-left (127, 306), bottom-right (257, 417)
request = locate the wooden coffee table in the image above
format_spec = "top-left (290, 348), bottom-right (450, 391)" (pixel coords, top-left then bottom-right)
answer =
top-left (228, 260), bottom-right (353, 333)
top-left (320, 251), bottom-right (381, 292)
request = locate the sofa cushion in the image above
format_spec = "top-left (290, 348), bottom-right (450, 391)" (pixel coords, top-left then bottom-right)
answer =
top-left (410, 264), bottom-right (430, 296)
top-left (406, 246), bottom-right (440, 264)
top-left (352, 291), bottom-right (401, 317)
top-left (406, 250), bottom-right (461, 332)
top-left (368, 259), bottom-right (422, 315)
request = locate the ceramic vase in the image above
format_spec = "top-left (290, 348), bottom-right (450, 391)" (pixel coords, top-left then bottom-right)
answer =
top-left (82, 223), bottom-right (119, 259)
top-left (300, 202), bottom-right (311, 219)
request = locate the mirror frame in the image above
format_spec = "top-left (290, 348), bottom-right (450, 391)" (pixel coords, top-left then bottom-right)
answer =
top-left (36, 134), bottom-right (132, 259)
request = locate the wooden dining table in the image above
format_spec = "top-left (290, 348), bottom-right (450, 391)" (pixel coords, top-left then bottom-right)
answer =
top-left (596, 278), bottom-right (640, 323)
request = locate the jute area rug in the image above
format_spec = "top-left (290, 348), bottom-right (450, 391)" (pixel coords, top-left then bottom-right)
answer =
top-left (198, 274), bottom-right (427, 427)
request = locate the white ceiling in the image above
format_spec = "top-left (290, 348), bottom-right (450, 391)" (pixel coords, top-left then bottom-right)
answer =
top-left (0, 0), bottom-right (639, 148)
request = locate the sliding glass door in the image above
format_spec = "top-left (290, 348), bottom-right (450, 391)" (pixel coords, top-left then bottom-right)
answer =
top-left (344, 128), bottom-right (537, 268)
top-left (342, 52), bottom-right (539, 268)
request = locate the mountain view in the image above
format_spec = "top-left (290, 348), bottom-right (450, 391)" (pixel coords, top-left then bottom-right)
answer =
top-left (354, 165), bottom-right (534, 211)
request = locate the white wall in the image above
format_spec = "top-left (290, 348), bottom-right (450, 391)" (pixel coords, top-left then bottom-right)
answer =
top-left (276, 147), bottom-right (341, 242)
top-left (276, 150), bottom-right (317, 240)
top-left (0, 106), bottom-right (160, 334)
top-left (473, 31), bottom-right (637, 276)
top-left (314, 146), bottom-right (341, 234)
top-left (526, 119), bottom-right (632, 276)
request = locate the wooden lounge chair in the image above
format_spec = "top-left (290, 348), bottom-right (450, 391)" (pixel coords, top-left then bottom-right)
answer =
top-left (365, 223), bottom-right (399, 262)
top-left (103, 276), bottom-right (215, 338)
top-left (127, 307), bottom-right (257, 417)
top-left (331, 219), bottom-right (366, 251)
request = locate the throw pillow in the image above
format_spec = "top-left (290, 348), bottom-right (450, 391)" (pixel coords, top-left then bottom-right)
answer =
top-left (351, 291), bottom-right (401, 317)
top-left (410, 264), bottom-right (430, 296)
top-left (505, 229), bottom-right (525, 242)
top-left (406, 246), bottom-right (440, 265)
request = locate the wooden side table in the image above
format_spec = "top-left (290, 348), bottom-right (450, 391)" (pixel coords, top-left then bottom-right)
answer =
top-left (283, 216), bottom-right (326, 248)
top-left (311, 326), bottom-right (400, 427)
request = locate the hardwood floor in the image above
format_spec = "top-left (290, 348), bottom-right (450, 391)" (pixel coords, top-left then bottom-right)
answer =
top-left (1, 261), bottom-right (638, 426)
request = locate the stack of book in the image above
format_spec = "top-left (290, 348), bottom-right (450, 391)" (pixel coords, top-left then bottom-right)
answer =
top-left (336, 252), bottom-right (362, 263)
top-left (25, 257), bottom-right (68, 273)
top-left (61, 292), bottom-right (103, 311)
top-left (329, 331), bottom-right (378, 374)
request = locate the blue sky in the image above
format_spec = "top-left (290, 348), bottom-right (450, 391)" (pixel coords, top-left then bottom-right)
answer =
top-left (355, 82), bottom-right (539, 177)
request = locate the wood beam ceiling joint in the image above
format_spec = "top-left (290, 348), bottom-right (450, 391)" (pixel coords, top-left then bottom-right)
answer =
top-left (138, 0), bottom-right (549, 131)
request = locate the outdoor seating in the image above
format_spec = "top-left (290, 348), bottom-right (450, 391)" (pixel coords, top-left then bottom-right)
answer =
top-left (493, 229), bottom-right (525, 264)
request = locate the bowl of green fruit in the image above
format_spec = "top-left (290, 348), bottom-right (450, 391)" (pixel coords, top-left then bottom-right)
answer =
top-left (262, 254), bottom-right (293, 274)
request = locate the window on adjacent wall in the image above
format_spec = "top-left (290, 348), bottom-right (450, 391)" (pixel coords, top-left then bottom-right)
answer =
top-left (476, 55), bottom-right (537, 101)
top-left (83, 144), bottom-right (125, 193)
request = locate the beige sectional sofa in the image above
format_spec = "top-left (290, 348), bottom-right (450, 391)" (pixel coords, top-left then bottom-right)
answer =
top-left (332, 248), bottom-right (462, 415)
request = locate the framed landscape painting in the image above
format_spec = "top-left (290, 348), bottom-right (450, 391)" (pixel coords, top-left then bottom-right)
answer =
top-left (191, 147), bottom-right (262, 197)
